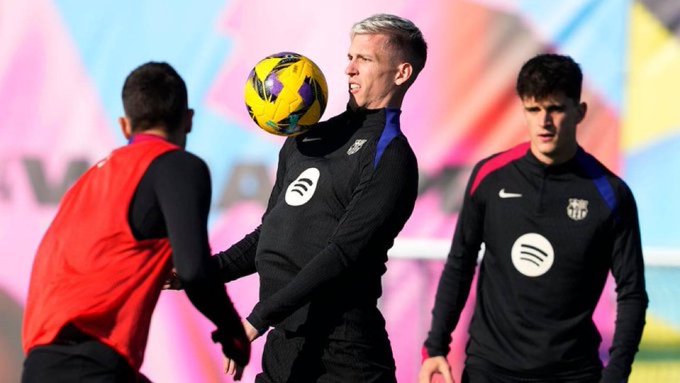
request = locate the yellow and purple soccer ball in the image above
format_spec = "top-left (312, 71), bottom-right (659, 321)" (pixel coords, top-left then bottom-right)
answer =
top-left (244, 52), bottom-right (328, 136)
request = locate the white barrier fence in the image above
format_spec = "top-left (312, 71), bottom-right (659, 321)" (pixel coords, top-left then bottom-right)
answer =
top-left (388, 238), bottom-right (680, 266)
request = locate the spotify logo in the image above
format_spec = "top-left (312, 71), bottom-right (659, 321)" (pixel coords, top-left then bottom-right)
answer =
top-left (511, 233), bottom-right (554, 277)
top-left (285, 167), bottom-right (320, 206)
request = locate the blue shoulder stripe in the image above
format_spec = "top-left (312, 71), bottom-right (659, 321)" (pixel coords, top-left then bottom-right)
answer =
top-left (374, 108), bottom-right (402, 169)
top-left (575, 149), bottom-right (618, 218)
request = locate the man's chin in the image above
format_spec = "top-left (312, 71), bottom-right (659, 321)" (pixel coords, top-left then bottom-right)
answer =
top-left (534, 141), bottom-right (556, 153)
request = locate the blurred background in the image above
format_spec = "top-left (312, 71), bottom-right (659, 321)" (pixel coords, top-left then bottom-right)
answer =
top-left (1, 0), bottom-right (679, 381)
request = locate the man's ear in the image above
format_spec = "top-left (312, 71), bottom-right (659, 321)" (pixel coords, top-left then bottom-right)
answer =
top-left (577, 102), bottom-right (587, 124)
top-left (184, 108), bottom-right (194, 134)
top-left (394, 62), bottom-right (413, 86)
top-left (119, 117), bottom-right (133, 139)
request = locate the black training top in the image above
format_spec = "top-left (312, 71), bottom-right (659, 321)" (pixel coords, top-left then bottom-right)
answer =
top-left (130, 148), bottom-right (242, 337)
top-left (424, 143), bottom-right (648, 382)
top-left (216, 107), bottom-right (419, 333)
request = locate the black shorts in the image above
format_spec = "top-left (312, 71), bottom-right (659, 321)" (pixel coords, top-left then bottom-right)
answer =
top-left (22, 333), bottom-right (149, 383)
top-left (257, 312), bottom-right (396, 383)
top-left (461, 365), bottom-right (601, 383)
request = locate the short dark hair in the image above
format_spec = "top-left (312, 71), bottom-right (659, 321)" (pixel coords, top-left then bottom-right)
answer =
top-left (121, 62), bottom-right (188, 133)
top-left (516, 53), bottom-right (582, 103)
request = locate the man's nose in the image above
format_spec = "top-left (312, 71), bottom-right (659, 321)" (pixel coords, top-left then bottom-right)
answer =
top-left (345, 60), bottom-right (357, 76)
top-left (542, 111), bottom-right (553, 126)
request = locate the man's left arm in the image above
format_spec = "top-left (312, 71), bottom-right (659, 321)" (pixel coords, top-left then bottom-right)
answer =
top-left (602, 184), bottom-right (648, 383)
top-left (246, 139), bottom-right (418, 331)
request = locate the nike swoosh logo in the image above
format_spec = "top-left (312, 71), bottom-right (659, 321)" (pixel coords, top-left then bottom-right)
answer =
top-left (302, 136), bottom-right (322, 142)
top-left (499, 188), bottom-right (522, 198)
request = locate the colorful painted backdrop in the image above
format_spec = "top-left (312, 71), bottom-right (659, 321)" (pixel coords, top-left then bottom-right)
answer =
top-left (1, 0), bottom-right (679, 381)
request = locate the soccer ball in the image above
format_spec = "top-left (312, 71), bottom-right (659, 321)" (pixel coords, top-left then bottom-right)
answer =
top-left (244, 52), bottom-right (328, 136)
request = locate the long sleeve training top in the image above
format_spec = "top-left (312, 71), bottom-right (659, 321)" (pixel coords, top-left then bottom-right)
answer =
top-left (216, 107), bottom-right (419, 334)
top-left (424, 143), bottom-right (647, 382)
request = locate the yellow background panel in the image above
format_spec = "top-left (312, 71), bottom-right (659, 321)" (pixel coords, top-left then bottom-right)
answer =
top-left (630, 315), bottom-right (680, 382)
top-left (624, 3), bottom-right (680, 151)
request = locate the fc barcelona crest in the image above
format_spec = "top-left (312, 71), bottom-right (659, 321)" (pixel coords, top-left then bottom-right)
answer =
top-left (567, 198), bottom-right (589, 221)
top-left (347, 139), bottom-right (367, 155)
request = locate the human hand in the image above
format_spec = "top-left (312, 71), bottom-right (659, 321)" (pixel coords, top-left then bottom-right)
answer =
top-left (221, 319), bottom-right (259, 380)
top-left (162, 268), bottom-right (183, 290)
top-left (243, 319), bottom-right (260, 342)
top-left (211, 327), bottom-right (250, 373)
top-left (418, 356), bottom-right (455, 383)
top-left (223, 355), bottom-right (245, 381)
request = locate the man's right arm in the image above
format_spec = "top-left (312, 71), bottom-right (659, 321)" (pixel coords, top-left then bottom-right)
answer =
top-left (423, 163), bottom-right (485, 360)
